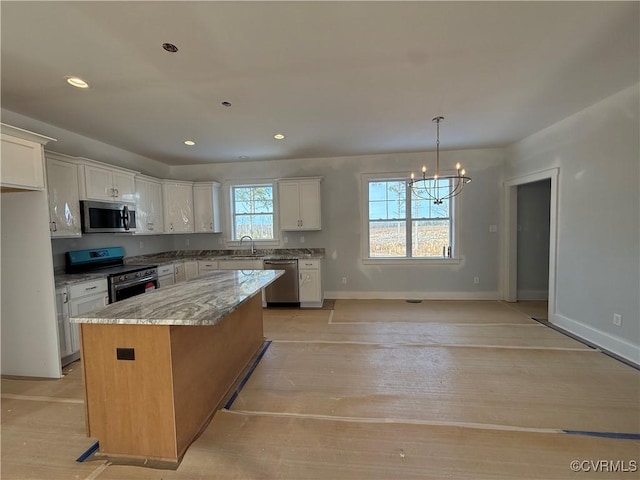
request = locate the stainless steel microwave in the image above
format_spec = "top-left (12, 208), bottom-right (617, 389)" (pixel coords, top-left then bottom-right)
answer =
top-left (80, 200), bottom-right (136, 233)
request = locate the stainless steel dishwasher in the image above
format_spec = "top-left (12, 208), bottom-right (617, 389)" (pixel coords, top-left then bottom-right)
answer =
top-left (263, 259), bottom-right (299, 306)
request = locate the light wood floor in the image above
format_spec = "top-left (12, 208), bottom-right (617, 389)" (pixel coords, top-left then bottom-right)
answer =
top-left (2, 300), bottom-right (638, 479)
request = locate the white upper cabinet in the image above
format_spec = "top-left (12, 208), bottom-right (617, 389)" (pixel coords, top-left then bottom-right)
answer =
top-left (193, 182), bottom-right (222, 233)
top-left (162, 180), bottom-right (194, 233)
top-left (278, 177), bottom-right (322, 231)
top-left (45, 152), bottom-right (81, 237)
top-left (0, 123), bottom-right (55, 191)
top-left (135, 175), bottom-right (164, 235)
top-left (77, 161), bottom-right (137, 203)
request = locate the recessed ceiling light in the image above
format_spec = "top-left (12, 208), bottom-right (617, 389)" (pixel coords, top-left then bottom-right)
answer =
top-left (184, 140), bottom-right (196, 146)
top-left (273, 133), bottom-right (285, 140)
top-left (162, 43), bottom-right (178, 53)
top-left (65, 76), bottom-right (89, 89)
top-left (221, 101), bottom-right (232, 107)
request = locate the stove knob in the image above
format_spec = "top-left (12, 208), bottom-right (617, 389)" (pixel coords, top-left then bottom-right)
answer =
top-left (136, 272), bottom-right (143, 278)
top-left (119, 276), bottom-right (125, 281)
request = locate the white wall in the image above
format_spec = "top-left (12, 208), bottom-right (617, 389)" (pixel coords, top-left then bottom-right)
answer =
top-left (1, 109), bottom-right (171, 179)
top-left (1, 191), bottom-right (61, 378)
top-left (170, 148), bottom-right (505, 298)
top-left (505, 84), bottom-right (640, 363)
top-left (51, 234), bottom-right (175, 269)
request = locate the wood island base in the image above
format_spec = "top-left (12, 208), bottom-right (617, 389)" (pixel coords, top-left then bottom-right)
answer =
top-left (80, 293), bottom-right (264, 466)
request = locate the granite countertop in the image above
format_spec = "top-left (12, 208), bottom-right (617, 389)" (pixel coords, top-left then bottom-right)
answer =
top-left (125, 248), bottom-right (325, 266)
top-left (55, 272), bottom-right (109, 288)
top-left (70, 269), bottom-right (282, 326)
top-left (55, 248), bottom-right (324, 287)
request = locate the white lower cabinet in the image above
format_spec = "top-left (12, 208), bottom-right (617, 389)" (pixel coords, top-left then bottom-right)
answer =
top-left (184, 260), bottom-right (198, 280)
top-left (299, 259), bottom-right (323, 308)
top-left (58, 278), bottom-right (108, 366)
top-left (197, 260), bottom-right (219, 275)
top-left (217, 259), bottom-right (264, 270)
top-left (158, 264), bottom-right (175, 288)
top-left (174, 262), bottom-right (186, 283)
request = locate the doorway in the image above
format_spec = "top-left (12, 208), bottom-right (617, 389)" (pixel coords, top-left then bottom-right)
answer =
top-left (502, 168), bottom-right (558, 323)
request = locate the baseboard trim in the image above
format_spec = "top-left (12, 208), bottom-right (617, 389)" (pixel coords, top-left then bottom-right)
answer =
top-left (551, 313), bottom-right (640, 365)
top-left (324, 291), bottom-right (500, 301)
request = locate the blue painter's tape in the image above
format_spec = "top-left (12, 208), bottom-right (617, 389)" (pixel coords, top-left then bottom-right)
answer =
top-left (76, 441), bottom-right (99, 462)
top-left (224, 340), bottom-right (272, 410)
top-left (564, 430), bottom-right (640, 440)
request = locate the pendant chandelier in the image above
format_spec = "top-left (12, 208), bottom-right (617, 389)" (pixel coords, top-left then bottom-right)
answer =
top-left (409, 116), bottom-right (471, 204)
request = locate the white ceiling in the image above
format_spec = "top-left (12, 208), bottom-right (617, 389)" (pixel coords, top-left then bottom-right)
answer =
top-left (1, 1), bottom-right (638, 166)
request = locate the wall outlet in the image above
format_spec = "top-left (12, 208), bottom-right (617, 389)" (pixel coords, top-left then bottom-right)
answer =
top-left (341, 277), bottom-right (347, 284)
top-left (283, 236), bottom-right (288, 244)
top-left (613, 314), bottom-right (622, 327)
top-left (218, 238), bottom-right (224, 245)
top-left (300, 235), bottom-right (305, 243)
top-left (185, 238), bottom-right (190, 246)
top-left (139, 240), bottom-right (144, 249)
top-left (489, 224), bottom-right (498, 233)
top-left (474, 276), bottom-right (480, 284)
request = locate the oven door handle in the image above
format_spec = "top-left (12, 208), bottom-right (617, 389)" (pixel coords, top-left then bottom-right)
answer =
top-left (113, 275), bottom-right (158, 291)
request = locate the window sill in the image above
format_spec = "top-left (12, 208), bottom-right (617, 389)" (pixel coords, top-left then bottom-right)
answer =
top-left (362, 257), bottom-right (461, 266)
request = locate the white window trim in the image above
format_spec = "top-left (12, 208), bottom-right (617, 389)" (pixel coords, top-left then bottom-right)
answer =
top-left (224, 179), bottom-right (280, 247)
top-left (360, 172), bottom-right (462, 264)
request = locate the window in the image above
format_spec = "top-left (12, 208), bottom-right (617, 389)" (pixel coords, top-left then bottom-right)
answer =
top-left (367, 177), bottom-right (453, 259)
top-left (231, 184), bottom-right (275, 240)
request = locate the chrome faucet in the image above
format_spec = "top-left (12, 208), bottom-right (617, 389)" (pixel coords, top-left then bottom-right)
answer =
top-left (240, 235), bottom-right (256, 255)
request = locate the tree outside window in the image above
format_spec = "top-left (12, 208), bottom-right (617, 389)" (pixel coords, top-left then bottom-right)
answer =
top-left (232, 185), bottom-right (274, 240)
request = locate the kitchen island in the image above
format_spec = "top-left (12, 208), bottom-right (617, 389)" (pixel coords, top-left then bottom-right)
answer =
top-left (71, 269), bottom-right (282, 467)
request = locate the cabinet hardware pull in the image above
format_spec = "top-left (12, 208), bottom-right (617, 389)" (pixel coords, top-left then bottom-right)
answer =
top-left (62, 292), bottom-right (68, 304)
top-left (85, 286), bottom-right (97, 291)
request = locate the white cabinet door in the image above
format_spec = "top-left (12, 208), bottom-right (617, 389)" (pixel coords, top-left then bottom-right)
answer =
top-left (163, 181), bottom-right (194, 233)
top-left (298, 180), bottom-right (321, 230)
top-left (79, 163), bottom-right (137, 202)
top-left (278, 182), bottom-right (301, 230)
top-left (0, 133), bottom-right (46, 190)
top-left (298, 259), bottom-right (323, 307)
top-left (147, 180), bottom-right (164, 233)
top-left (174, 262), bottom-right (186, 283)
top-left (84, 164), bottom-right (115, 201)
top-left (193, 183), bottom-right (221, 233)
top-left (135, 176), bottom-right (164, 234)
top-left (278, 178), bottom-right (321, 231)
top-left (69, 292), bottom-right (108, 354)
top-left (55, 287), bottom-right (72, 359)
top-left (184, 260), bottom-right (198, 280)
top-left (46, 156), bottom-right (81, 237)
top-left (113, 171), bottom-right (136, 203)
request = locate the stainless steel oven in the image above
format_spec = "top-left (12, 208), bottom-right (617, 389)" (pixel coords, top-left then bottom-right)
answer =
top-left (66, 247), bottom-right (158, 304)
top-left (108, 267), bottom-right (158, 303)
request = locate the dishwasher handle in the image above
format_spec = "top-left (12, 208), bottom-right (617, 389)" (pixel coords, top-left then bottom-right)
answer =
top-left (264, 260), bottom-right (298, 266)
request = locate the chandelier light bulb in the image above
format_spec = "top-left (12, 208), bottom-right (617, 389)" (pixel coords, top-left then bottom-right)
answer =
top-left (422, 165), bottom-right (427, 173)
top-left (461, 169), bottom-right (466, 176)
top-left (411, 172), bottom-right (415, 180)
top-left (456, 162), bottom-right (461, 170)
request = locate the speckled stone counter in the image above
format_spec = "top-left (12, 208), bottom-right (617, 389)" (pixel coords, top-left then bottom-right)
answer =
top-left (75, 269), bottom-right (280, 466)
top-left (71, 270), bottom-right (281, 326)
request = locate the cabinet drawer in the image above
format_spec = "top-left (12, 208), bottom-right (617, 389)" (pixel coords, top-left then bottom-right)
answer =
top-left (299, 259), bottom-right (320, 270)
top-left (69, 279), bottom-right (108, 298)
top-left (158, 265), bottom-right (174, 276)
top-left (198, 260), bottom-right (219, 272)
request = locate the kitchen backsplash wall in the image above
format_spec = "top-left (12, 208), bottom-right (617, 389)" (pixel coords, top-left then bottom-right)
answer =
top-left (51, 234), bottom-right (174, 268)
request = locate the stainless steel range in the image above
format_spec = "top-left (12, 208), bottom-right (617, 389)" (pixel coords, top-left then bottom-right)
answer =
top-left (65, 247), bottom-right (158, 304)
